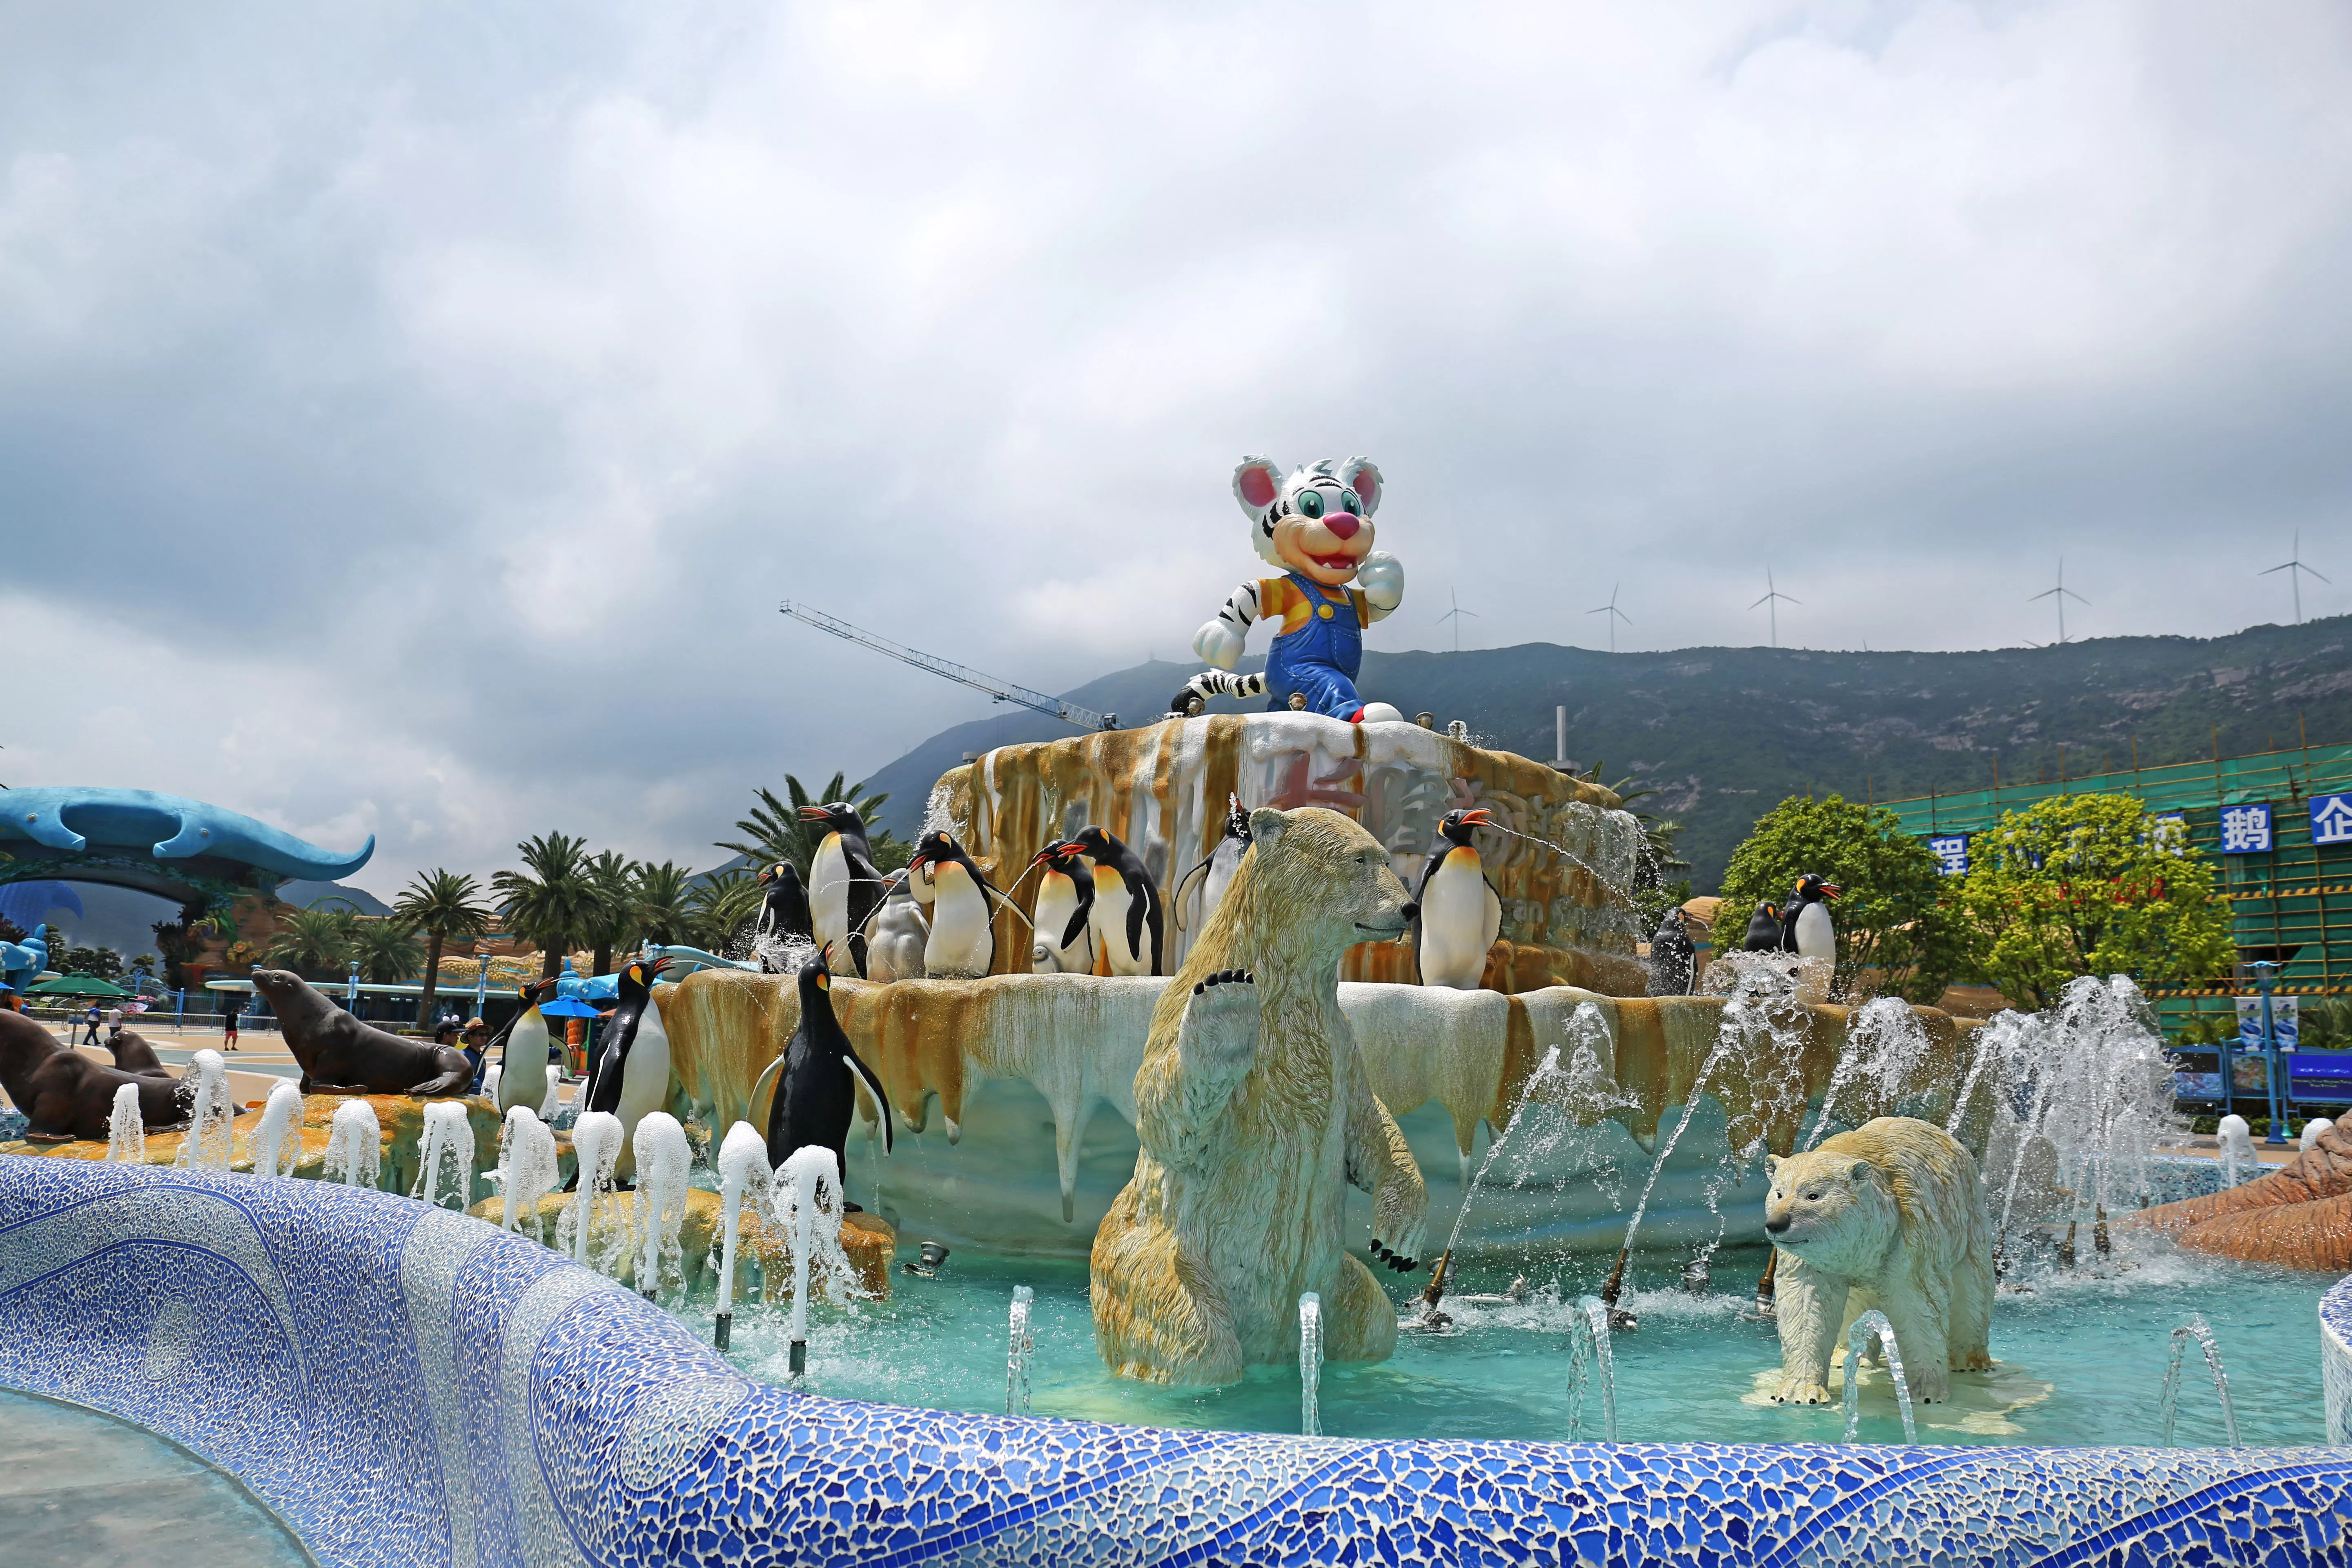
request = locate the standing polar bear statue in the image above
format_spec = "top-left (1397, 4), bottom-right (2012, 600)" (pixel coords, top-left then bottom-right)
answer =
top-left (1764, 1116), bottom-right (1995, 1405)
top-left (1092, 806), bottom-right (1428, 1384)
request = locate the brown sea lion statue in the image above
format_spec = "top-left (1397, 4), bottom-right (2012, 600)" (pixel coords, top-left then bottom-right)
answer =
top-left (102, 1027), bottom-right (172, 1076)
top-left (250, 969), bottom-right (475, 1096)
top-left (0, 1009), bottom-right (191, 1143)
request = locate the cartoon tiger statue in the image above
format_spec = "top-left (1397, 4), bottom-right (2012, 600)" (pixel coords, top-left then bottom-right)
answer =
top-left (1167, 456), bottom-right (1405, 724)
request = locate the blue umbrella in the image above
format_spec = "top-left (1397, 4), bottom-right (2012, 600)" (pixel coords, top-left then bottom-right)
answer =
top-left (540, 997), bottom-right (600, 1019)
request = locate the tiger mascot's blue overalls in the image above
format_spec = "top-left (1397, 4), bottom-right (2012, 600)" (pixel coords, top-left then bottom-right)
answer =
top-left (1258, 571), bottom-right (1371, 719)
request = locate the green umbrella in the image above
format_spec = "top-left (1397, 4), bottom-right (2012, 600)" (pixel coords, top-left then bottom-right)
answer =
top-left (20, 974), bottom-right (132, 998)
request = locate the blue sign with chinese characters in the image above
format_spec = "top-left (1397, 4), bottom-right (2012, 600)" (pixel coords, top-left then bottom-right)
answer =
top-left (2313, 793), bottom-right (2352, 848)
top-left (2218, 801), bottom-right (2273, 854)
top-left (1928, 834), bottom-right (1969, 876)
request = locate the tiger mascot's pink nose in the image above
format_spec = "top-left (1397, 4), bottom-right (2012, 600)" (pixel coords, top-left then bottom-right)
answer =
top-left (1323, 512), bottom-right (1361, 541)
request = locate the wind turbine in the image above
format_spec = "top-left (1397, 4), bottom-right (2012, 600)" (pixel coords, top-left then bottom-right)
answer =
top-left (2029, 558), bottom-right (2089, 644)
top-left (2262, 530), bottom-right (2330, 624)
top-left (1437, 587), bottom-right (1481, 653)
top-left (1749, 567), bottom-right (1801, 648)
top-left (1587, 582), bottom-right (1632, 653)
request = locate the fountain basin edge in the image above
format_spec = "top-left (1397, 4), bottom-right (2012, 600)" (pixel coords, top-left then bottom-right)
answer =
top-left (0, 1159), bottom-right (2344, 1566)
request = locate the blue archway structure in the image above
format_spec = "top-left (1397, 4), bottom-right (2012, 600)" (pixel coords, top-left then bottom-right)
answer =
top-left (0, 787), bottom-right (373, 915)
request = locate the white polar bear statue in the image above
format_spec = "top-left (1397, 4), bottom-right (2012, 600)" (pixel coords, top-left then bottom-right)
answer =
top-left (1764, 1116), bottom-right (1994, 1404)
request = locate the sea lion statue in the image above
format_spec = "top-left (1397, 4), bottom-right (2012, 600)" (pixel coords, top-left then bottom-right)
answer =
top-left (0, 1009), bottom-right (191, 1142)
top-left (249, 969), bottom-right (474, 1096)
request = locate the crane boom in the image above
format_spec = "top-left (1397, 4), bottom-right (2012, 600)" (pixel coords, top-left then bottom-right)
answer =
top-left (779, 600), bottom-right (1118, 733)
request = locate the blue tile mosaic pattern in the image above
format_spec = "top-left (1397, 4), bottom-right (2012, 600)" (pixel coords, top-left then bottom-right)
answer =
top-left (0, 1158), bottom-right (2346, 1567)
top-left (2327, 1274), bottom-right (2352, 1448)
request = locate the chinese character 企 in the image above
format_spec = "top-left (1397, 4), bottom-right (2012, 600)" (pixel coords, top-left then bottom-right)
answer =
top-left (2314, 795), bottom-right (2352, 847)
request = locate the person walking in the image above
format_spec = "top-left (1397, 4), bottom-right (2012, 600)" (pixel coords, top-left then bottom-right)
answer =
top-left (222, 996), bottom-right (243, 1051)
top-left (104, 1008), bottom-right (125, 1047)
top-left (79, 1002), bottom-right (102, 1047)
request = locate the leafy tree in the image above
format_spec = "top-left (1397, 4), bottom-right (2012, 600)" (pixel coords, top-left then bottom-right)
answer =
top-left (394, 869), bottom-right (493, 1028)
top-left (492, 832), bottom-right (599, 980)
top-left (1956, 793), bottom-right (2235, 1011)
top-left (59, 945), bottom-right (126, 983)
top-left (629, 860), bottom-right (698, 948)
top-left (263, 908), bottom-right (357, 979)
top-left (715, 773), bottom-right (910, 880)
top-left (579, 850), bottom-right (638, 978)
top-left (350, 917), bottom-right (426, 984)
top-left (685, 869), bottom-right (764, 956)
top-left (1718, 793), bottom-right (1966, 1004)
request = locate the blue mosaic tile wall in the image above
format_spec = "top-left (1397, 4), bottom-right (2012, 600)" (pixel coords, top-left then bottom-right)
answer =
top-left (0, 1158), bottom-right (2346, 1567)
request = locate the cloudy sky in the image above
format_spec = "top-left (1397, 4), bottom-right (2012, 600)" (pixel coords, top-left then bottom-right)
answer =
top-left (5, 0), bottom-right (2350, 900)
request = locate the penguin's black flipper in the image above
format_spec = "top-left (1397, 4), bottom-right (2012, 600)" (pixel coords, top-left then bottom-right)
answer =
top-left (1126, 880), bottom-right (1150, 972)
top-left (1169, 852), bottom-right (1215, 933)
top-left (841, 1048), bottom-right (893, 1156)
top-left (1061, 903), bottom-right (1094, 953)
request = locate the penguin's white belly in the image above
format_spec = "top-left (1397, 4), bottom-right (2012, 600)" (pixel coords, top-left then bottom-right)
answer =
top-left (810, 837), bottom-right (853, 951)
top-left (1032, 875), bottom-right (1091, 974)
top-left (610, 1002), bottom-right (673, 1180)
top-left (1091, 869), bottom-right (1151, 976)
top-left (924, 864), bottom-right (995, 977)
top-left (1793, 902), bottom-right (1836, 963)
top-left (1200, 844), bottom-right (1243, 931)
top-left (496, 1012), bottom-right (552, 1115)
top-left (1421, 856), bottom-right (1497, 989)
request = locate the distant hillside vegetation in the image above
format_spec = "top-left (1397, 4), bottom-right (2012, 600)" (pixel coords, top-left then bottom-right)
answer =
top-left (860, 617), bottom-right (2352, 890)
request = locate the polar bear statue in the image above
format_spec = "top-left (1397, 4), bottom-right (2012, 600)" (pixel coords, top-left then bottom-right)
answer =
top-left (1091, 806), bottom-right (1429, 1385)
top-left (1765, 1116), bottom-right (1994, 1404)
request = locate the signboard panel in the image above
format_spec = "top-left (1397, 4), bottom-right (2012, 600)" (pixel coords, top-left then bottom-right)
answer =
top-left (2218, 802), bottom-right (2274, 854)
top-left (2237, 995), bottom-right (2299, 1052)
top-left (2313, 793), bottom-right (2352, 848)
top-left (1928, 835), bottom-right (1970, 876)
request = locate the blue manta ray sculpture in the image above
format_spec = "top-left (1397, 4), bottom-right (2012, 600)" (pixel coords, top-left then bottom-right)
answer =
top-left (0, 787), bottom-right (373, 882)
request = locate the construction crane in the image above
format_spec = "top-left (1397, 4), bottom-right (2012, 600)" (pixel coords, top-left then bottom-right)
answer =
top-left (779, 600), bottom-right (1119, 732)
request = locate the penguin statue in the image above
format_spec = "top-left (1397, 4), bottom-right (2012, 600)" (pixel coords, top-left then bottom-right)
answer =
top-left (1058, 826), bottom-right (1165, 976)
top-left (1029, 841), bottom-right (1096, 974)
top-left (583, 957), bottom-right (673, 1183)
top-left (1780, 873), bottom-right (1841, 964)
top-left (1171, 794), bottom-right (1251, 941)
top-left (1741, 902), bottom-right (1785, 953)
top-left (754, 860), bottom-right (814, 960)
top-left (493, 979), bottom-right (557, 1117)
top-left (753, 951), bottom-right (893, 1209)
top-left (798, 802), bottom-right (886, 976)
top-left (1412, 807), bottom-right (1501, 989)
top-left (1648, 906), bottom-right (1696, 997)
top-left (863, 879), bottom-right (929, 984)
top-left (907, 830), bottom-right (1002, 978)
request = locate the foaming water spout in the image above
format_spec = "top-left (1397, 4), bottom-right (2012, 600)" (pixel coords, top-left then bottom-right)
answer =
top-left (1564, 1294), bottom-right (1618, 1441)
top-left (249, 1081), bottom-right (303, 1178)
top-left (772, 1145), bottom-right (853, 1378)
top-left (2217, 1115), bottom-right (2253, 1190)
top-left (1298, 1291), bottom-right (1323, 1437)
top-left (105, 1083), bottom-right (145, 1163)
top-left (563, 1111), bottom-right (624, 1272)
top-left (411, 1100), bottom-right (476, 1209)
top-left (713, 1121), bottom-right (771, 1350)
top-left (1804, 997), bottom-right (1929, 1152)
top-left (1005, 1285), bottom-right (1036, 1417)
top-left (2159, 1314), bottom-right (2242, 1448)
top-left (631, 1113), bottom-right (693, 1301)
top-left (494, 1106), bottom-right (560, 1236)
top-left (174, 1049), bottom-right (234, 1171)
top-left (1841, 1310), bottom-right (1915, 1444)
top-left (323, 1099), bottom-right (381, 1187)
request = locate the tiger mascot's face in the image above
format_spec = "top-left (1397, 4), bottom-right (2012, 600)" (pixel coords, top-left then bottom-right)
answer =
top-left (1232, 457), bottom-right (1382, 588)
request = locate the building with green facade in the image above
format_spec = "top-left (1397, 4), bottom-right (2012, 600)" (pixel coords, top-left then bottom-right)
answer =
top-left (1882, 737), bottom-right (2352, 1066)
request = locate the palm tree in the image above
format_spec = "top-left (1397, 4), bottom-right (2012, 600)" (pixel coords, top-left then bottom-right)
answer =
top-left (350, 917), bottom-right (426, 984)
top-left (629, 861), bottom-right (697, 948)
top-left (714, 772), bottom-right (903, 881)
top-left (685, 869), bottom-right (764, 956)
top-left (394, 869), bottom-right (493, 1028)
top-left (580, 849), bottom-right (638, 978)
top-left (492, 832), bottom-right (598, 980)
top-left (263, 908), bottom-right (356, 980)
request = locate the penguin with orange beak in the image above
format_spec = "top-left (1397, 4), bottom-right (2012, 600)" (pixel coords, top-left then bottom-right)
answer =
top-left (799, 802), bottom-right (886, 976)
top-left (1060, 826), bottom-right (1165, 976)
top-left (755, 950), bottom-right (892, 1209)
top-left (907, 829), bottom-right (1002, 978)
top-left (1780, 873), bottom-right (1841, 964)
top-left (1413, 807), bottom-right (1501, 989)
top-left (1029, 841), bottom-right (1096, 974)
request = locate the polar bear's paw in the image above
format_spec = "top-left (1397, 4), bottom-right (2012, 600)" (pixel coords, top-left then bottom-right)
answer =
top-left (1773, 1376), bottom-right (1834, 1406)
top-left (1179, 969), bottom-right (1259, 1078)
top-left (1367, 1230), bottom-right (1421, 1274)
